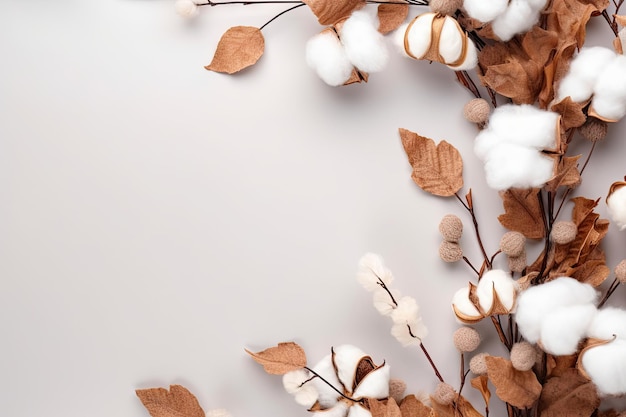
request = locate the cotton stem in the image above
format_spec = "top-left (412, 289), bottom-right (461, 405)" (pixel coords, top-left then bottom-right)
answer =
top-left (304, 366), bottom-right (362, 403)
top-left (419, 342), bottom-right (445, 383)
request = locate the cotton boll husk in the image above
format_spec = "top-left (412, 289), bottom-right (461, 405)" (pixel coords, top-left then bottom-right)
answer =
top-left (311, 354), bottom-right (343, 407)
top-left (373, 288), bottom-right (402, 316)
top-left (607, 185), bottom-right (626, 230)
top-left (539, 303), bottom-right (597, 355)
top-left (463, 0), bottom-right (508, 22)
top-left (476, 269), bottom-right (516, 313)
top-left (581, 339), bottom-right (626, 396)
top-left (340, 10), bottom-right (389, 72)
top-left (588, 307), bottom-right (626, 340)
top-left (491, 0), bottom-right (537, 41)
top-left (452, 285), bottom-right (481, 320)
top-left (305, 31), bottom-right (353, 87)
top-left (449, 38), bottom-right (478, 71)
top-left (357, 253), bottom-right (394, 291)
top-left (488, 105), bottom-right (558, 150)
top-left (352, 363), bottom-right (390, 399)
top-left (515, 277), bottom-right (598, 343)
top-left (400, 14), bottom-right (435, 60)
top-left (482, 144), bottom-right (554, 190)
top-left (333, 345), bottom-right (367, 390)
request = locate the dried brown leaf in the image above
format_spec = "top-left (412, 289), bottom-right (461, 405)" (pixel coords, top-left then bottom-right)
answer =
top-left (430, 395), bottom-right (483, 417)
top-left (485, 356), bottom-right (542, 409)
top-left (303, 0), bottom-right (365, 25)
top-left (544, 155), bottom-right (582, 193)
top-left (538, 369), bottom-right (600, 417)
top-left (551, 98), bottom-right (587, 131)
top-left (245, 342), bottom-right (306, 375)
top-left (498, 188), bottom-right (545, 239)
top-left (616, 14), bottom-right (626, 27)
top-left (399, 128), bottom-right (463, 197)
top-left (136, 385), bottom-right (204, 417)
top-left (377, 3), bottom-right (409, 34)
top-left (205, 26), bottom-right (264, 74)
top-left (471, 375), bottom-right (491, 410)
top-left (399, 394), bottom-right (434, 417)
top-left (545, 353), bottom-right (577, 378)
top-left (369, 398), bottom-right (402, 417)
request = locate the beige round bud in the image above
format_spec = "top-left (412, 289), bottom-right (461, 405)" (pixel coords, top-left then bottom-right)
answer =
top-left (463, 98), bottom-right (491, 124)
top-left (510, 342), bottom-right (537, 371)
top-left (551, 221), bottom-right (578, 245)
top-left (615, 259), bottom-right (626, 284)
top-left (499, 231), bottom-right (526, 257)
top-left (433, 382), bottom-right (457, 405)
top-left (508, 251), bottom-right (527, 273)
top-left (579, 117), bottom-right (608, 142)
top-left (469, 352), bottom-right (489, 375)
top-left (453, 326), bottom-right (481, 352)
top-left (388, 379), bottom-right (407, 404)
top-left (439, 241), bottom-right (463, 263)
top-left (429, 0), bottom-right (463, 15)
top-left (439, 214), bottom-right (463, 242)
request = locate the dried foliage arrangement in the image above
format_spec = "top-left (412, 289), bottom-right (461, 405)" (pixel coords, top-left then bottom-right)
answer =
top-left (139, 0), bottom-right (626, 416)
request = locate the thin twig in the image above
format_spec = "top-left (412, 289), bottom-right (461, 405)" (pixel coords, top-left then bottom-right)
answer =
top-left (456, 192), bottom-right (492, 271)
top-left (420, 342), bottom-right (445, 383)
top-left (304, 366), bottom-right (362, 402)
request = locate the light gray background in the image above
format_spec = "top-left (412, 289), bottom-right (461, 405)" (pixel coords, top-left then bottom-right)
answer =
top-left (1, 1), bottom-right (624, 416)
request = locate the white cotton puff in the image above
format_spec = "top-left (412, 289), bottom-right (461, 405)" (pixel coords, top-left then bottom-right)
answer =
top-left (311, 354), bottom-right (343, 408)
top-left (398, 14), bottom-right (435, 60)
top-left (592, 55), bottom-right (626, 120)
top-left (283, 369), bottom-right (310, 394)
top-left (588, 307), bottom-right (626, 340)
top-left (357, 253), bottom-right (394, 291)
top-left (539, 303), bottom-right (598, 355)
top-left (463, 0), bottom-right (508, 22)
top-left (515, 277), bottom-right (598, 343)
top-left (607, 185), bottom-right (626, 231)
top-left (526, 0), bottom-right (548, 10)
top-left (392, 322), bottom-right (421, 346)
top-left (476, 269), bottom-right (516, 314)
top-left (474, 130), bottom-right (501, 160)
top-left (581, 339), bottom-right (626, 396)
top-left (294, 387), bottom-right (320, 408)
top-left (438, 17), bottom-right (465, 65)
top-left (482, 143), bottom-right (555, 190)
top-left (491, 0), bottom-right (538, 42)
top-left (311, 402), bottom-right (349, 417)
top-left (557, 47), bottom-right (617, 102)
top-left (348, 405), bottom-right (375, 417)
top-left (391, 296), bottom-right (421, 325)
top-left (373, 288), bottom-right (402, 316)
top-left (452, 285), bottom-right (481, 319)
top-left (352, 363), bottom-right (390, 399)
top-left (450, 38), bottom-right (478, 71)
top-left (591, 96), bottom-right (626, 121)
top-left (487, 104), bottom-right (558, 150)
top-left (175, 0), bottom-right (199, 18)
top-left (305, 31), bottom-right (353, 87)
top-left (340, 9), bottom-right (389, 73)
top-left (333, 345), bottom-right (367, 390)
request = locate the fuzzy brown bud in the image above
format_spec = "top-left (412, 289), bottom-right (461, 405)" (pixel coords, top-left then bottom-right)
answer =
top-left (579, 118), bottom-right (608, 142)
top-left (439, 214), bottom-right (463, 242)
top-left (429, 0), bottom-right (462, 16)
top-left (388, 379), bottom-right (407, 404)
top-left (499, 231), bottom-right (526, 257)
top-left (615, 259), bottom-right (626, 284)
top-left (463, 98), bottom-right (490, 124)
top-left (453, 326), bottom-right (481, 352)
top-left (551, 221), bottom-right (578, 245)
top-left (433, 382), bottom-right (457, 405)
top-left (510, 342), bottom-right (537, 371)
top-left (508, 251), bottom-right (527, 273)
top-left (439, 241), bottom-right (463, 263)
top-left (469, 352), bottom-right (489, 375)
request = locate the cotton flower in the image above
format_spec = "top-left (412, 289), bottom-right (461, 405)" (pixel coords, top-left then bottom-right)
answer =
top-left (310, 345), bottom-right (390, 417)
top-left (461, 0), bottom-right (547, 41)
top-left (391, 296), bottom-right (428, 346)
top-left (306, 29), bottom-right (354, 87)
top-left (372, 288), bottom-right (401, 316)
top-left (283, 369), bottom-right (319, 407)
top-left (514, 277), bottom-right (598, 355)
top-left (175, 0), bottom-right (199, 18)
top-left (357, 253), bottom-right (394, 292)
top-left (607, 181), bottom-right (626, 231)
top-left (474, 104), bottom-right (558, 190)
top-left (340, 9), bottom-right (389, 73)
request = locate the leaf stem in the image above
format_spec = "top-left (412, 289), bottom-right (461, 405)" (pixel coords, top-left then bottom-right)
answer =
top-left (456, 192), bottom-right (492, 271)
top-left (598, 277), bottom-right (621, 308)
top-left (419, 342), bottom-right (445, 383)
top-left (259, 3), bottom-right (306, 30)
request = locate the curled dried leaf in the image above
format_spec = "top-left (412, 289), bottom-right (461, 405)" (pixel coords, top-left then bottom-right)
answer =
top-left (485, 356), bottom-right (542, 409)
top-left (538, 369), bottom-right (600, 417)
top-left (303, 0), bottom-right (365, 26)
top-left (471, 375), bottom-right (491, 410)
top-left (498, 188), bottom-right (545, 239)
top-left (377, 3), bottom-right (409, 34)
top-left (398, 394), bottom-right (434, 417)
top-left (205, 26), bottom-right (264, 74)
top-left (246, 342), bottom-right (307, 375)
top-left (136, 385), bottom-right (205, 417)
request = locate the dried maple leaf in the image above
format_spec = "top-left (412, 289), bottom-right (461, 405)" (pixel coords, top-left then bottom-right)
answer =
top-left (303, 0), bottom-right (365, 26)
top-left (551, 98), bottom-right (587, 131)
top-left (205, 26), bottom-right (264, 74)
top-left (136, 385), bottom-right (205, 417)
top-left (471, 375), bottom-right (491, 410)
top-left (369, 398), bottom-right (402, 417)
top-left (498, 188), bottom-right (545, 239)
top-left (377, 3), bottom-right (409, 35)
top-left (246, 342), bottom-right (307, 375)
top-left (399, 128), bottom-right (463, 197)
top-left (398, 394), bottom-right (434, 417)
top-left (544, 155), bottom-right (582, 193)
top-left (485, 356), bottom-right (542, 409)
top-left (538, 369), bottom-right (600, 417)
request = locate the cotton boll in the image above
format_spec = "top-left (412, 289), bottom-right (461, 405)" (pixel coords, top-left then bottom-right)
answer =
top-left (591, 96), bottom-right (626, 121)
top-left (588, 307), bottom-right (626, 340)
top-left (488, 105), bottom-right (558, 150)
top-left (482, 144), bottom-right (554, 190)
top-left (333, 345), bottom-right (367, 390)
top-left (559, 47), bottom-right (617, 102)
top-left (463, 0), bottom-right (508, 22)
top-left (294, 387), bottom-right (319, 408)
top-left (401, 14), bottom-right (435, 60)
top-left (557, 74), bottom-right (595, 103)
top-left (607, 185), bottom-right (626, 230)
top-left (594, 55), bottom-right (626, 99)
top-left (526, 0), bottom-right (548, 10)
top-left (175, 0), bottom-right (199, 18)
top-left (311, 354), bottom-right (343, 407)
top-left (312, 402), bottom-right (349, 417)
top-left (305, 31), bottom-right (354, 87)
top-left (452, 285), bottom-right (482, 321)
top-left (450, 38), bottom-right (478, 71)
top-left (476, 269), bottom-right (516, 313)
top-left (438, 17), bottom-right (464, 65)
top-left (391, 296), bottom-right (421, 325)
top-left (539, 303), bottom-right (597, 355)
top-left (580, 339), bottom-right (626, 396)
top-left (340, 10), bottom-right (389, 72)
top-left (352, 363), bottom-right (390, 399)
top-left (491, 0), bottom-right (537, 41)
top-left (474, 130), bottom-right (501, 161)
top-left (348, 405), bottom-right (375, 417)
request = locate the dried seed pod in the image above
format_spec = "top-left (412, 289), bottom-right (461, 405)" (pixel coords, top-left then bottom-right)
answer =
top-left (579, 117), bottom-right (608, 142)
top-left (439, 214), bottom-right (463, 242)
top-left (439, 241), bottom-right (463, 262)
top-left (429, 0), bottom-right (462, 16)
top-left (388, 379), bottom-right (407, 404)
top-left (551, 221), bottom-right (578, 244)
top-left (508, 250), bottom-right (527, 273)
top-left (433, 382), bottom-right (456, 405)
top-left (499, 231), bottom-right (526, 257)
top-left (453, 326), bottom-right (481, 352)
top-left (469, 352), bottom-right (489, 375)
top-left (463, 98), bottom-right (491, 124)
top-left (615, 259), bottom-right (626, 284)
top-left (510, 342), bottom-right (537, 371)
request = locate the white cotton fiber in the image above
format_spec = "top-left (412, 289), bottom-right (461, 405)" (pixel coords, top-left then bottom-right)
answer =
top-left (476, 269), bottom-right (516, 313)
top-left (340, 10), bottom-right (389, 73)
top-left (557, 47), bottom-right (616, 102)
top-left (492, 0), bottom-right (537, 41)
top-left (580, 339), bottom-right (626, 396)
top-left (312, 354), bottom-right (343, 407)
top-left (305, 31), bottom-right (354, 86)
top-left (482, 144), bottom-right (554, 190)
top-left (333, 344), bottom-right (366, 389)
top-left (451, 39), bottom-right (478, 71)
top-left (463, 0), bottom-right (508, 22)
top-left (452, 285), bottom-right (481, 319)
top-left (400, 14), bottom-right (435, 60)
top-left (526, 0), bottom-right (548, 10)
top-left (607, 185), bottom-right (626, 230)
top-left (438, 17), bottom-right (464, 65)
top-left (474, 130), bottom-right (500, 160)
top-left (539, 303), bottom-right (597, 355)
top-left (588, 307), bottom-right (626, 340)
top-left (311, 401), bottom-right (349, 417)
top-left (352, 363), bottom-right (390, 399)
top-left (515, 277), bottom-right (598, 343)
top-left (487, 104), bottom-right (558, 149)
top-left (593, 55), bottom-right (626, 99)
top-left (591, 96), bottom-right (626, 121)
top-left (557, 74), bottom-right (595, 103)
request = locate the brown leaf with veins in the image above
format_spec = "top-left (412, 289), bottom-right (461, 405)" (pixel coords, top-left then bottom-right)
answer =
top-left (545, 353), bottom-right (577, 378)
top-left (398, 395), bottom-right (434, 417)
top-left (369, 398), bottom-right (402, 417)
top-left (205, 26), bottom-right (264, 74)
top-left (485, 356), bottom-right (542, 409)
top-left (551, 98), bottom-right (588, 131)
top-left (538, 369), bottom-right (600, 417)
top-left (498, 188), bottom-right (545, 239)
top-left (377, 3), bottom-right (409, 34)
top-left (399, 128), bottom-right (463, 197)
top-left (136, 385), bottom-right (204, 417)
top-left (430, 394), bottom-right (483, 417)
top-left (471, 375), bottom-right (491, 410)
top-left (246, 342), bottom-right (307, 375)
top-left (544, 155), bottom-right (582, 193)
top-left (303, 0), bottom-right (365, 26)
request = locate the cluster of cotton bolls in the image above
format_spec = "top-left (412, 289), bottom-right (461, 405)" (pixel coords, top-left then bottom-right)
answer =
top-left (306, 9), bottom-right (388, 86)
top-left (474, 104), bottom-right (559, 191)
top-left (462, 0), bottom-right (548, 41)
top-left (357, 253), bottom-right (428, 346)
top-left (452, 269), bottom-right (517, 323)
top-left (557, 47), bottom-right (626, 121)
top-left (607, 180), bottom-right (626, 230)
